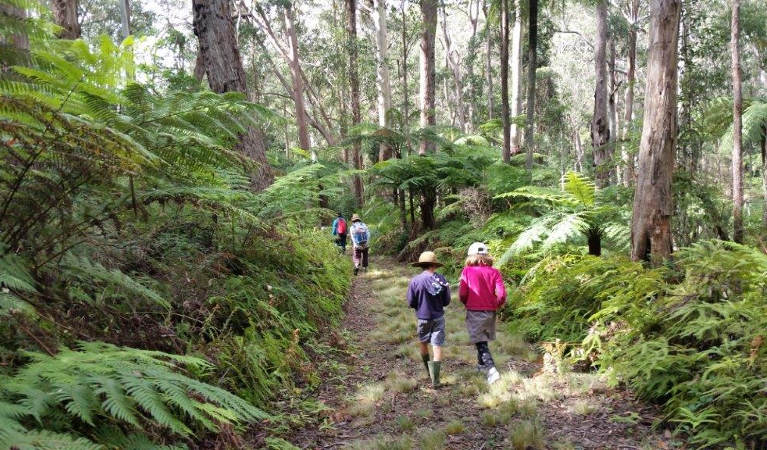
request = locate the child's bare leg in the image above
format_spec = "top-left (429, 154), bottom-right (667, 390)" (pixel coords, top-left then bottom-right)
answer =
top-left (432, 345), bottom-right (442, 362)
top-left (419, 342), bottom-right (429, 357)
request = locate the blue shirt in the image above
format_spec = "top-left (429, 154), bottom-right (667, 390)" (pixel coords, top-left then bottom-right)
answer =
top-left (407, 271), bottom-right (451, 320)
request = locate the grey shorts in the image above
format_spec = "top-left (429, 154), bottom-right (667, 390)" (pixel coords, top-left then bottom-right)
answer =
top-left (466, 310), bottom-right (496, 344)
top-left (417, 316), bottom-right (446, 346)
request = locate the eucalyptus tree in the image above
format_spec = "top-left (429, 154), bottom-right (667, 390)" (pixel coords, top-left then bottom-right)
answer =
top-left (501, 0), bottom-right (511, 162)
top-left (731, 0), bottom-right (743, 243)
top-left (419, 0), bottom-right (438, 155)
top-left (631, 0), bottom-right (681, 263)
top-left (524, 0), bottom-right (538, 171)
top-left (192, 0), bottom-right (273, 190)
top-left (510, 0), bottom-right (523, 155)
top-left (373, 0), bottom-right (393, 160)
top-left (591, 0), bottom-right (610, 188)
top-left (346, 0), bottom-right (364, 205)
top-left (51, 0), bottom-right (80, 39)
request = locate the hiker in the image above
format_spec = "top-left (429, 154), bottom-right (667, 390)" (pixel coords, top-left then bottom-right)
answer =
top-left (349, 214), bottom-right (370, 275)
top-left (407, 251), bottom-right (450, 387)
top-left (331, 212), bottom-right (348, 253)
top-left (459, 242), bottom-right (507, 384)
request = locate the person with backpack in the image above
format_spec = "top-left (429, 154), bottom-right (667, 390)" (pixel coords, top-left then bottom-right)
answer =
top-left (331, 212), bottom-right (348, 253)
top-left (458, 242), bottom-right (507, 385)
top-left (349, 214), bottom-right (370, 275)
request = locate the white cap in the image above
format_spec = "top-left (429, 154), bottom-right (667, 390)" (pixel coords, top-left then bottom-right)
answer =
top-left (468, 242), bottom-right (489, 256)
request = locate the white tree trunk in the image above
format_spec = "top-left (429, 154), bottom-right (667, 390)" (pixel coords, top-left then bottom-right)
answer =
top-left (731, 0), bottom-right (743, 242)
top-left (591, 0), bottom-right (610, 188)
top-left (283, 5), bottom-right (311, 152)
top-left (373, 0), bottom-right (393, 160)
top-left (510, 0), bottom-right (523, 155)
top-left (419, 0), bottom-right (438, 155)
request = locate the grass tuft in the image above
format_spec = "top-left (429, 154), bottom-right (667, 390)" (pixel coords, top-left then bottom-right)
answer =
top-left (508, 419), bottom-right (544, 450)
top-left (443, 419), bottom-right (465, 435)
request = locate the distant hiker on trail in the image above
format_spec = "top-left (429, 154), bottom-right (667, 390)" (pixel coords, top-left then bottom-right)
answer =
top-left (407, 251), bottom-right (450, 387)
top-left (331, 212), bottom-right (348, 253)
top-left (349, 214), bottom-right (370, 275)
top-left (459, 242), bottom-right (507, 385)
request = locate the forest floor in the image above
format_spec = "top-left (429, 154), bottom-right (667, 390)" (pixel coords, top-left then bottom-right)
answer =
top-left (273, 257), bottom-right (682, 449)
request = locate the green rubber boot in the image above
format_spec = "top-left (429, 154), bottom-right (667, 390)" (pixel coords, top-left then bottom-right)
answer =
top-left (421, 354), bottom-right (430, 376)
top-left (427, 361), bottom-right (441, 387)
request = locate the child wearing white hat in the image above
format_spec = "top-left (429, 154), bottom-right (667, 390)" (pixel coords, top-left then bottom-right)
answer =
top-left (458, 242), bottom-right (507, 384)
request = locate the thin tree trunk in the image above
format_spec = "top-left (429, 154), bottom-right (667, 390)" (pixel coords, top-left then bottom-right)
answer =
top-left (622, 0), bottom-right (639, 187)
top-left (467, 0), bottom-right (480, 128)
top-left (192, 0), bottom-right (272, 190)
top-left (346, 0), bottom-right (364, 206)
top-left (401, 0), bottom-right (412, 155)
top-left (51, 0), bottom-right (81, 39)
top-left (574, 128), bottom-right (584, 172)
top-left (283, 5), bottom-right (311, 152)
top-left (608, 35), bottom-right (619, 184)
top-left (419, 0), bottom-right (438, 155)
top-left (440, 5), bottom-right (466, 132)
top-left (762, 124), bottom-right (767, 230)
top-left (500, 0), bottom-right (511, 163)
top-left (510, 0), bottom-right (523, 155)
top-left (374, 0), bottom-right (393, 161)
top-left (630, 0), bottom-right (681, 264)
top-left (524, 0), bottom-right (538, 171)
top-left (483, 0), bottom-right (493, 120)
top-left (591, 0), bottom-right (610, 188)
top-left (731, 0), bottom-right (743, 243)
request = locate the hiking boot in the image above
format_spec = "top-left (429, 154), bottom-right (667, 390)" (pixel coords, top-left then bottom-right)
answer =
top-left (487, 366), bottom-right (500, 385)
top-left (427, 361), bottom-right (441, 387)
top-left (354, 267), bottom-right (358, 276)
top-left (421, 354), bottom-right (430, 376)
top-left (477, 363), bottom-right (488, 375)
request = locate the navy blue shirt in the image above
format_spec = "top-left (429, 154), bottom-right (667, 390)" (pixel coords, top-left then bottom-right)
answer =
top-left (407, 271), bottom-right (451, 320)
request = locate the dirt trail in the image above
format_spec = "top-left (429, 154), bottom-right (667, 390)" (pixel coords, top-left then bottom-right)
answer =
top-left (284, 258), bottom-right (677, 449)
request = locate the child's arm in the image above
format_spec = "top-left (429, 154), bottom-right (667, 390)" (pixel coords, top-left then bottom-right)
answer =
top-left (442, 278), bottom-right (451, 307)
top-left (458, 270), bottom-right (469, 304)
top-left (407, 281), bottom-right (417, 309)
top-left (494, 271), bottom-right (507, 308)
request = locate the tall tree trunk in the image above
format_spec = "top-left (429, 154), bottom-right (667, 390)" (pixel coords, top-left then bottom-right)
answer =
top-left (630, 0), bottom-right (681, 264)
top-left (574, 128), bottom-right (584, 172)
top-left (401, 0), bottom-right (411, 155)
top-left (374, 0), bottom-right (393, 161)
top-left (483, 0), bottom-right (493, 120)
top-left (500, 0), bottom-right (511, 163)
top-left (283, 5), bottom-right (312, 153)
top-left (622, 0), bottom-right (639, 187)
top-left (510, 0), bottom-right (523, 155)
top-left (762, 124), bottom-right (767, 230)
top-left (466, 0), bottom-right (480, 128)
top-left (524, 0), bottom-right (538, 171)
top-left (440, 5), bottom-right (466, 132)
top-left (731, 0), bottom-right (743, 243)
top-left (419, 0), bottom-right (438, 155)
top-left (346, 0), bottom-right (364, 206)
top-left (192, 0), bottom-right (272, 190)
top-left (591, 0), bottom-right (610, 188)
top-left (608, 35), bottom-right (619, 184)
top-left (51, 0), bottom-right (80, 39)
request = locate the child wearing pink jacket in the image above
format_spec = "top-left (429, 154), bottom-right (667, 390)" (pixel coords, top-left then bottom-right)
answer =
top-left (458, 242), bottom-right (507, 384)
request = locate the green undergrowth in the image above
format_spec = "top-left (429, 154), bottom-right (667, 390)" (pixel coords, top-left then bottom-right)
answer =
top-left (509, 240), bottom-right (767, 447)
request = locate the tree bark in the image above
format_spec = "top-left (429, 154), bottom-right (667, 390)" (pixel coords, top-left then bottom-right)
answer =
top-left (483, 0), bottom-right (493, 120)
top-left (608, 35), bottom-right (619, 183)
top-left (510, 0), bottom-right (523, 155)
top-left (731, 0), bottom-right (743, 243)
top-left (419, 0), bottom-right (438, 155)
top-left (51, 0), bottom-right (81, 39)
top-left (762, 124), bottom-right (767, 230)
top-left (401, 0), bottom-right (411, 155)
top-left (283, 4), bottom-right (312, 153)
top-left (346, 0), bottom-right (364, 206)
top-left (192, 0), bottom-right (272, 190)
top-left (524, 0), bottom-right (538, 171)
top-left (630, 0), bottom-right (681, 264)
top-left (622, 0), bottom-right (639, 187)
top-left (591, 0), bottom-right (610, 188)
top-left (374, 0), bottom-right (393, 161)
top-left (500, 0), bottom-right (511, 163)
top-left (440, 5), bottom-right (466, 132)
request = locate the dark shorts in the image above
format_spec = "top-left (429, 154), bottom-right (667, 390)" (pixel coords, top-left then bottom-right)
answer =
top-left (417, 316), bottom-right (446, 346)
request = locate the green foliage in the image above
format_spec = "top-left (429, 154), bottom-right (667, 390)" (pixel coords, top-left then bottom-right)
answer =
top-left (0, 342), bottom-right (266, 447)
top-left (513, 240), bottom-right (767, 446)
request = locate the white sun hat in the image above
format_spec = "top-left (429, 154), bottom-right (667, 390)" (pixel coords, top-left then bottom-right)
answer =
top-left (467, 242), bottom-right (489, 256)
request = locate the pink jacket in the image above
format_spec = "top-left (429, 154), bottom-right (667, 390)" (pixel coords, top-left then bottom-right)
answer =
top-left (458, 265), bottom-right (507, 311)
